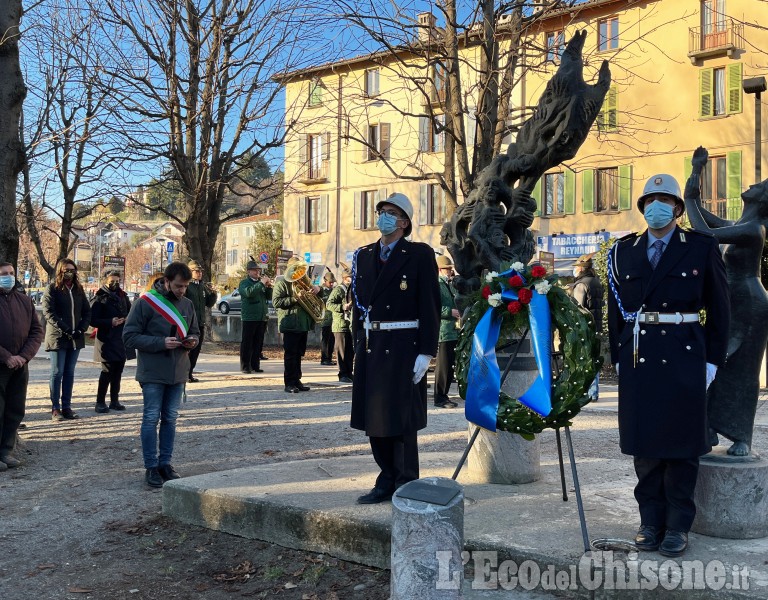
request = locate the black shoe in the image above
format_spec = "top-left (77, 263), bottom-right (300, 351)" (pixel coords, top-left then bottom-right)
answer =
top-left (17, 423), bottom-right (26, 430)
top-left (109, 401), bottom-right (126, 411)
top-left (260, 355), bottom-right (269, 360)
top-left (434, 400), bottom-right (459, 408)
top-left (634, 525), bottom-right (665, 551)
top-left (241, 369), bottom-right (254, 374)
top-left (357, 487), bottom-right (394, 504)
top-left (253, 368), bottom-right (264, 373)
top-left (145, 467), bottom-right (164, 488)
top-left (339, 376), bottom-right (353, 384)
top-left (0, 454), bottom-right (21, 468)
top-left (61, 409), bottom-right (79, 420)
top-left (188, 377), bottom-right (200, 383)
top-left (285, 386), bottom-right (301, 393)
top-left (95, 402), bottom-right (109, 414)
top-left (52, 409), bottom-right (64, 422)
top-left (158, 464), bottom-right (181, 481)
top-left (659, 530), bottom-right (688, 557)
top-left (297, 384), bottom-right (310, 392)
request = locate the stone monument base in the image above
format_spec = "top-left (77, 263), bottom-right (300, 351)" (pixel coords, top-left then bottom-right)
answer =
top-left (691, 447), bottom-right (768, 539)
top-left (466, 424), bottom-right (540, 484)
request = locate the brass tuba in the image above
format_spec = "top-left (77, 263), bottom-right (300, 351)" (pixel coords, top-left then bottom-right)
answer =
top-left (284, 261), bottom-right (326, 324)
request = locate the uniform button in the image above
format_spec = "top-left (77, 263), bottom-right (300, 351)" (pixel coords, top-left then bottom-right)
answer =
top-left (682, 273), bottom-right (687, 277)
top-left (686, 345), bottom-right (691, 350)
top-left (661, 330), bottom-right (666, 335)
top-left (642, 304), bottom-right (647, 308)
top-left (639, 358), bottom-right (646, 363)
top-left (662, 302), bottom-right (668, 308)
top-left (385, 349), bottom-right (390, 354)
top-left (625, 275), bottom-right (630, 280)
top-left (641, 330), bottom-right (646, 335)
top-left (386, 305), bottom-right (390, 309)
top-left (367, 349), bottom-right (372, 353)
top-left (662, 359), bottom-right (667, 364)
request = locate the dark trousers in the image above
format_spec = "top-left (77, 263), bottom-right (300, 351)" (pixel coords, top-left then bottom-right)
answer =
top-left (633, 456), bottom-right (700, 532)
top-left (0, 364), bottom-right (28, 454)
top-left (434, 340), bottom-right (457, 404)
top-left (188, 325), bottom-right (205, 377)
top-left (369, 432), bottom-right (419, 492)
top-left (283, 331), bottom-right (308, 387)
top-left (321, 325), bottom-right (335, 362)
top-left (240, 320), bottom-right (267, 371)
top-left (334, 331), bottom-right (354, 379)
top-left (97, 360), bottom-right (126, 404)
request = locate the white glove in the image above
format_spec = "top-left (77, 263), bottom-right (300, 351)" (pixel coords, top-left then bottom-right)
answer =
top-left (706, 363), bottom-right (717, 390)
top-left (614, 363), bottom-right (619, 376)
top-left (413, 354), bottom-right (432, 384)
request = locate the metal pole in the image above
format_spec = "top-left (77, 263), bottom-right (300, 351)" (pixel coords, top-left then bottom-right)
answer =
top-left (756, 91), bottom-right (762, 184)
top-left (564, 426), bottom-right (591, 553)
top-left (555, 428), bottom-right (568, 501)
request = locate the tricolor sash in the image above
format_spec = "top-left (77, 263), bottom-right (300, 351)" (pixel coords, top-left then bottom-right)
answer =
top-left (141, 289), bottom-right (189, 338)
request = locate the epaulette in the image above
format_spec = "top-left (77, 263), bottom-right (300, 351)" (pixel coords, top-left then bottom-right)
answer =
top-left (616, 231), bottom-right (640, 244)
top-left (679, 226), bottom-right (715, 239)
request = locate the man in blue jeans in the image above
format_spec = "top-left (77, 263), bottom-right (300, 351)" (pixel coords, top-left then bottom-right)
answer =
top-left (123, 262), bottom-right (199, 488)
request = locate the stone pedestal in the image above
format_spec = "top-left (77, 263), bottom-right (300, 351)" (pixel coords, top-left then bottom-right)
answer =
top-left (691, 447), bottom-right (768, 539)
top-left (391, 477), bottom-right (464, 599)
top-left (466, 425), bottom-right (541, 483)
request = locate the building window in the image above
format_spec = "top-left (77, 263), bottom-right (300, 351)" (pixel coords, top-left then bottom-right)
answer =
top-left (701, 155), bottom-right (728, 218)
top-left (366, 123), bottom-right (390, 161)
top-left (419, 183), bottom-right (446, 226)
top-left (430, 62), bottom-right (447, 104)
top-left (299, 194), bottom-right (329, 234)
top-left (418, 114), bottom-right (445, 153)
top-left (365, 69), bottom-right (379, 97)
top-left (544, 173), bottom-right (564, 216)
top-left (302, 132), bottom-right (330, 180)
top-left (702, 0), bottom-right (727, 48)
top-left (354, 190), bottom-right (380, 230)
top-left (226, 249), bottom-right (238, 267)
top-left (595, 167), bottom-right (619, 212)
top-left (546, 30), bottom-right (564, 62)
top-left (309, 80), bottom-right (323, 106)
top-left (699, 63), bottom-right (741, 118)
top-left (597, 86), bottom-right (618, 132)
top-left (598, 16), bottom-right (619, 51)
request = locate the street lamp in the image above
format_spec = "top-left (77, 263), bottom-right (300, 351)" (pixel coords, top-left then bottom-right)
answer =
top-left (743, 76), bottom-right (767, 184)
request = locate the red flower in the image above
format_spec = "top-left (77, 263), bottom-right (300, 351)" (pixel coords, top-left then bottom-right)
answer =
top-left (508, 275), bottom-right (524, 287)
top-left (481, 285), bottom-right (491, 299)
top-left (507, 301), bottom-right (522, 314)
top-left (518, 287), bottom-right (533, 304)
top-left (531, 265), bottom-right (547, 278)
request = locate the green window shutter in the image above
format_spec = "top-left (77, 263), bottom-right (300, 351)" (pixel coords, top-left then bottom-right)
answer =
top-left (727, 63), bottom-right (743, 114)
top-left (564, 169), bottom-right (576, 214)
top-left (683, 156), bottom-right (693, 181)
top-left (727, 151), bottom-right (742, 216)
top-left (618, 164), bottom-right (632, 210)
top-left (582, 169), bottom-right (595, 213)
top-left (609, 87), bottom-right (618, 129)
top-left (531, 177), bottom-right (542, 217)
top-left (699, 68), bottom-right (714, 118)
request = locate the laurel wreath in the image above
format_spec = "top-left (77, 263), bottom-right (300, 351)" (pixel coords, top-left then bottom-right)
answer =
top-left (455, 265), bottom-right (603, 439)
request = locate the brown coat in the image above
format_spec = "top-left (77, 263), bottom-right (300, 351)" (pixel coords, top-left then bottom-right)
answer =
top-left (0, 283), bottom-right (43, 364)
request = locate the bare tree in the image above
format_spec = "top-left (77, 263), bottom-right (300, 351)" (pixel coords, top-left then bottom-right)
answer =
top-left (100, 0), bottom-right (334, 276)
top-left (0, 0), bottom-right (25, 265)
top-left (20, 1), bottom-right (129, 278)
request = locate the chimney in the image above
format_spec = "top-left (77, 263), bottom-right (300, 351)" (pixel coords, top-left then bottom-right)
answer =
top-left (418, 12), bottom-right (437, 43)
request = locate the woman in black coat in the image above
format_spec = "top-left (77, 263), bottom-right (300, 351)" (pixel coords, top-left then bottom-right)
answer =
top-left (42, 259), bottom-right (91, 421)
top-left (90, 270), bottom-right (132, 413)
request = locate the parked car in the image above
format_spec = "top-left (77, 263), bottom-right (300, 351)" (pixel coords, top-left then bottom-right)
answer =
top-left (218, 290), bottom-right (241, 314)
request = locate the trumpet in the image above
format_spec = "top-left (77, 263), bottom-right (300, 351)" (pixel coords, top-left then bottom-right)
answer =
top-left (284, 261), bottom-right (326, 324)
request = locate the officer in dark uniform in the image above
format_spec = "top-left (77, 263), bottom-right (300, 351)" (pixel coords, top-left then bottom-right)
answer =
top-left (607, 174), bottom-right (730, 557)
top-left (350, 192), bottom-right (440, 504)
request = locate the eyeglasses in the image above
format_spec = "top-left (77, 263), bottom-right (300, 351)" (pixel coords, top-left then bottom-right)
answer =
top-left (376, 209), bottom-right (404, 219)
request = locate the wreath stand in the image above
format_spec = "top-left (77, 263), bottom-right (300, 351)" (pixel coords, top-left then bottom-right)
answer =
top-left (451, 329), bottom-right (592, 554)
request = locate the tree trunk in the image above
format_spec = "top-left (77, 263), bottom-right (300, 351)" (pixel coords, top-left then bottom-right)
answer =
top-left (0, 0), bottom-right (26, 266)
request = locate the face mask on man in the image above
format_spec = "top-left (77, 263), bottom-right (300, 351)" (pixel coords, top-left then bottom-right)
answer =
top-left (644, 200), bottom-right (676, 229)
top-left (107, 282), bottom-right (119, 291)
top-left (376, 212), bottom-right (399, 235)
top-left (0, 275), bottom-right (14, 290)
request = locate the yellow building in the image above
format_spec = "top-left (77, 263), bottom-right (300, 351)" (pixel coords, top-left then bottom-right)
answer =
top-left (281, 0), bottom-right (768, 273)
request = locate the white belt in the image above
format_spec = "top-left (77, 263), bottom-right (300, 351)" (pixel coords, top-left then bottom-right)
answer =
top-left (637, 312), bottom-right (700, 325)
top-left (364, 319), bottom-right (419, 331)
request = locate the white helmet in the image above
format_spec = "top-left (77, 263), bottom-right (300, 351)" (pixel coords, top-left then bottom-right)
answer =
top-left (376, 192), bottom-right (414, 237)
top-left (637, 174), bottom-right (684, 214)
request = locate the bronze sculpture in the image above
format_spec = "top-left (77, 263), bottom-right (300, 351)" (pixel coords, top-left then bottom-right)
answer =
top-left (684, 146), bottom-right (768, 456)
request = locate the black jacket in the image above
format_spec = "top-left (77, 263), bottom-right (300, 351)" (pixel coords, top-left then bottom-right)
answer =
top-left (90, 287), bottom-right (132, 362)
top-left (42, 283), bottom-right (91, 351)
top-left (571, 271), bottom-right (604, 330)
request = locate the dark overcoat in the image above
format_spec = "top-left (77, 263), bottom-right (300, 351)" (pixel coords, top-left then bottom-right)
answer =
top-left (607, 227), bottom-right (730, 459)
top-left (350, 238), bottom-right (440, 437)
top-left (42, 284), bottom-right (91, 351)
top-left (90, 287), bottom-right (132, 363)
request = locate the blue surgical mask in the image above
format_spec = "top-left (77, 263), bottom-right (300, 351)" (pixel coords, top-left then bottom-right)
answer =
top-left (376, 212), bottom-right (399, 235)
top-left (644, 200), bottom-right (676, 229)
top-left (0, 275), bottom-right (14, 290)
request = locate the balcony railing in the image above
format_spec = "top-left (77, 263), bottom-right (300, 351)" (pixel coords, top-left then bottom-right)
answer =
top-left (298, 160), bottom-right (330, 184)
top-left (681, 197), bottom-right (742, 226)
top-left (688, 20), bottom-right (743, 63)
